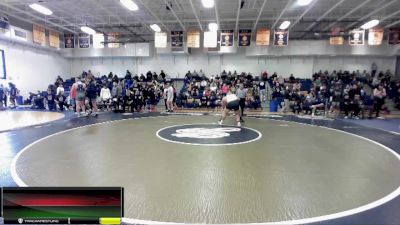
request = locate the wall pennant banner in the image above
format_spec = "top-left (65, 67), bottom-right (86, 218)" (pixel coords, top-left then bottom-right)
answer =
top-left (273, 29), bottom-right (289, 46)
top-left (0, 17), bottom-right (10, 31)
top-left (220, 30), bottom-right (234, 47)
top-left (171, 31), bottom-right (184, 48)
top-left (238, 29), bottom-right (251, 46)
top-left (49, 30), bottom-right (60, 48)
top-left (204, 31), bottom-right (218, 48)
top-left (388, 28), bottom-right (400, 45)
top-left (155, 32), bottom-right (168, 48)
top-left (329, 26), bottom-right (344, 45)
top-left (187, 30), bottom-right (200, 48)
top-left (329, 36), bottom-right (344, 45)
top-left (256, 28), bottom-right (270, 46)
top-left (33, 24), bottom-right (46, 45)
top-left (64, 34), bottom-right (75, 48)
top-left (93, 33), bottom-right (104, 49)
top-left (108, 32), bottom-right (120, 48)
top-left (79, 33), bottom-right (90, 48)
top-left (349, 29), bottom-right (365, 45)
top-left (368, 27), bottom-right (384, 45)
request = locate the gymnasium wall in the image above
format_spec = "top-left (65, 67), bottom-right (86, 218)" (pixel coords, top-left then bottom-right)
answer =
top-left (70, 47), bottom-right (396, 79)
top-left (0, 40), bottom-right (70, 97)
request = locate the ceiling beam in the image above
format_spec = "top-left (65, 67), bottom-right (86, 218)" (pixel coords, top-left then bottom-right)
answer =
top-left (381, 9), bottom-right (400, 22)
top-left (271, 0), bottom-right (293, 30)
top-left (385, 19), bottom-right (400, 28)
top-left (215, 0), bottom-right (220, 29)
top-left (235, 0), bottom-right (241, 31)
top-left (0, 9), bottom-right (63, 34)
top-left (252, 0), bottom-right (268, 31)
top-left (0, 2), bottom-right (77, 33)
top-left (137, 0), bottom-right (169, 31)
top-left (188, 0), bottom-right (203, 30)
top-left (345, 0), bottom-right (398, 30)
top-left (304, 0), bottom-right (345, 31)
top-left (92, 0), bottom-right (148, 39)
top-left (322, 0), bottom-right (373, 31)
top-left (163, 0), bottom-right (185, 31)
top-left (290, 0), bottom-right (319, 29)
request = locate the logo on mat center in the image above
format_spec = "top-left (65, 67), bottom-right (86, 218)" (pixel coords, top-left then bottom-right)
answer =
top-left (157, 124), bottom-right (261, 146)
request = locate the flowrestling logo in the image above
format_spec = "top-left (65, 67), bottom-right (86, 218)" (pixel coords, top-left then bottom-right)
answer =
top-left (172, 128), bottom-right (241, 139)
top-left (157, 124), bottom-right (261, 146)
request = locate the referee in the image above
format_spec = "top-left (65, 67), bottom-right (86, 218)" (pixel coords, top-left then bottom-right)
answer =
top-left (236, 84), bottom-right (246, 122)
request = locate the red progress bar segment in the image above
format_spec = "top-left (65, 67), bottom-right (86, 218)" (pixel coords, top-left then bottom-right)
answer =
top-left (4, 194), bottom-right (121, 206)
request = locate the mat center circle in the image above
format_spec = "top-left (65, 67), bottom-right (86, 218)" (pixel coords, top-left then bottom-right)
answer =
top-left (156, 124), bottom-right (261, 146)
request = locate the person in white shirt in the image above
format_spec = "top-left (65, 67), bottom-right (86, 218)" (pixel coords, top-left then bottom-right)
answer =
top-left (100, 85), bottom-right (111, 111)
top-left (163, 85), bottom-right (168, 110)
top-left (56, 84), bottom-right (64, 96)
top-left (166, 83), bottom-right (174, 112)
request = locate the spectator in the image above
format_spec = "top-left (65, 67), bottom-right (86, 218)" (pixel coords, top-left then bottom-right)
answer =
top-left (125, 70), bottom-right (132, 80)
top-left (86, 77), bottom-right (99, 117)
top-left (45, 89), bottom-right (56, 111)
top-left (0, 84), bottom-right (5, 109)
top-left (73, 78), bottom-right (87, 117)
top-left (8, 83), bottom-right (18, 108)
top-left (100, 84), bottom-right (111, 111)
top-left (236, 83), bottom-right (247, 122)
top-left (373, 84), bottom-right (387, 119)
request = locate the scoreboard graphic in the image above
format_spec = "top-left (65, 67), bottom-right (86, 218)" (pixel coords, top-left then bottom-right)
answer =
top-left (0, 187), bottom-right (123, 224)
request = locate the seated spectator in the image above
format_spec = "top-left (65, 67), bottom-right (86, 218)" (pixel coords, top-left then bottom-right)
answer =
top-left (100, 85), bottom-right (112, 111)
top-left (310, 94), bottom-right (325, 117)
top-left (373, 84), bottom-right (387, 119)
top-left (45, 89), bottom-right (56, 111)
top-left (123, 90), bottom-right (135, 113)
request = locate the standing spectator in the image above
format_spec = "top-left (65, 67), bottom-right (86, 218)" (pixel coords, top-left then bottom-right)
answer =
top-left (259, 81), bottom-right (266, 102)
top-left (100, 85), bottom-right (111, 111)
top-left (73, 78), bottom-right (87, 117)
top-left (70, 79), bottom-right (77, 112)
top-left (86, 78), bottom-right (99, 117)
top-left (236, 84), bottom-right (247, 122)
top-left (9, 83), bottom-right (17, 108)
top-left (56, 83), bottom-right (64, 96)
top-left (373, 84), bottom-right (387, 119)
top-left (0, 84), bottom-right (5, 109)
top-left (163, 85), bottom-right (168, 110)
top-left (56, 84), bottom-right (66, 111)
top-left (166, 83), bottom-right (174, 112)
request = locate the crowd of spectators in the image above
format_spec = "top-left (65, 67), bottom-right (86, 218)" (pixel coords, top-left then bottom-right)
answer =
top-left (271, 69), bottom-right (399, 119)
top-left (26, 70), bottom-right (173, 115)
top-left (175, 69), bottom-right (267, 111)
top-left (4, 66), bottom-right (400, 120)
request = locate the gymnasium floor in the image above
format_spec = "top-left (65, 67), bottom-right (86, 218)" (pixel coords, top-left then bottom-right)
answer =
top-left (0, 110), bottom-right (399, 224)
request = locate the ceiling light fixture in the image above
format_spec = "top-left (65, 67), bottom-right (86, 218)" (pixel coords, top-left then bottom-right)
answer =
top-left (208, 22), bottom-right (218, 31)
top-left (279, 21), bottom-right (291, 30)
top-left (120, 0), bottom-right (139, 11)
top-left (29, 3), bottom-right (53, 16)
top-left (360, 19), bottom-right (379, 29)
top-left (150, 24), bottom-right (161, 32)
top-left (202, 0), bottom-right (215, 8)
top-left (81, 26), bottom-right (96, 35)
top-left (297, 0), bottom-right (313, 6)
